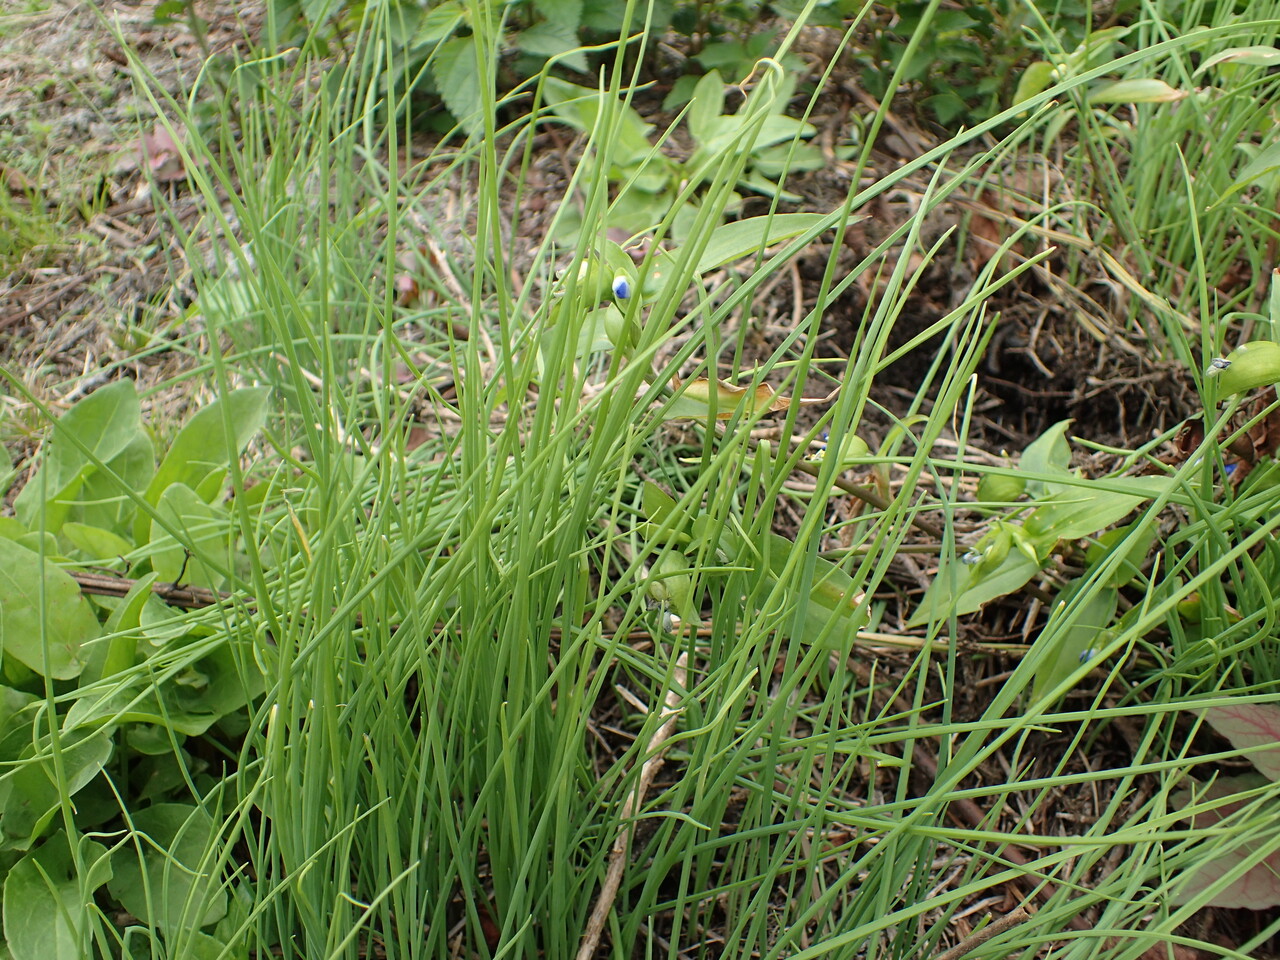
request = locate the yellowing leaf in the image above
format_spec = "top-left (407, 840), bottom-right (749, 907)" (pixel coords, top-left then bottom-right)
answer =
top-left (1088, 79), bottom-right (1186, 104)
top-left (663, 378), bottom-right (837, 421)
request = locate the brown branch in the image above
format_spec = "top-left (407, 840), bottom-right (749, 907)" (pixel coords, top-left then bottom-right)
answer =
top-left (576, 651), bottom-right (688, 960)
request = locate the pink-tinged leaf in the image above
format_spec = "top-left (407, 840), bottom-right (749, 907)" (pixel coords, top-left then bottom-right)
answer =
top-left (138, 122), bottom-right (187, 183)
top-left (1204, 703), bottom-right (1280, 781)
top-left (1171, 774), bottom-right (1280, 909)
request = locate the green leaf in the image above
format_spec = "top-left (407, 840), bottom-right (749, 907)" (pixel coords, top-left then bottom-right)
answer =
top-left (60, 523), bottom-right (133, 565)
top-left (909, 548), bottom-right (1042, 627)
top-left (148, 483), bottom-right (232, 591)
top-left (1023, 477), bottom-right (1173, 543)
top-left (515, 21), bottom-right (587, 73)
top-left (0, 443), bottom-right (14, 500)
top-left (1020, 419), bottom-right (1074, 498)
top-left (1013, 61), bottom-right (1057, 107)
top-left (68, 641), bottom-right (262, 737)
top-left (1031, 584), bottom-right (1118, 704)
top-left (3, 832), bottom-right (110, 960)
top-left (0, 541), bottom-right (97, 679)
top-left (135, 387), bottom-right (268, 546)
top-left (687, 70), bottom-right (724, 148)
top-left (695, 212), bottom-right (862, 274)
top-left (14, 380), bottom-right (143, 534)
top-left (0, 730), bottom-right (113, 850)
top-left (71, 430), bottom-right (154, 535)
top-left (1197, 45), bottom-right (1280, 74)
top-left (82, 572), bottom-right (157, 683)
top-left (534, 0), bottom-right (582, 31)
top-left (432, 36), bottom-right (486, 137)
top-left (411, 0), bottom-right (462, 48)
top-left (1208, 340), bottom-right (1280, 395)
top-left (108, 803), bottom-right (228, 931)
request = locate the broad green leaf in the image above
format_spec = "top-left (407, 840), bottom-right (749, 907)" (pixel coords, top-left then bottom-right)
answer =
top-left (3, 832), bottom-right (110, 960)
top-left (134, 387), bottom-right (268, 545)
top-left (515, 21), bottom-right (587, 73)
top-left (108, 803), bottom-right (228, 930)
top-left (81, 572), bottom-right (158, 683)
top-left (0, 730), bottom-right (112, 850)
top-left (542, 78), bottom-right (655, 163)
top-left (1030, 584), bottom-right (1118, 704)
top-left (148, 483), bottom-right (232, 591)
top-left (694, 212), bottom-right (862, 274)
top-left (411, 0), bottom-right (462, 47)
top-left (0, 518), bottom-right (25, 541)
top-left (534, 0), bottom-right (582, 30)
top-left (432, 36), bottom-right (485, 137)
top-left (1023, 476), bottom-right (1172, 543)
top-left (1084, 522), bottom-right (1157, 587)
top-left (70, 430), bottom-right (154, 535)
top-left (60, 523), bottom-right (133, 565)
top-left (687, 70), bottom-right (724, 148)
top-left (0, 443), bottom-right (13, 499)
top-left (14, 380), bottom-right (143, 534)
top-left (1208, 340), bottom-right (1280, 395)
top-left (1020, 419), bottom-right (1074, 497)
top-left (909, 549), bottom-right (1042, 627)
top-left (0, 541), bottom-right (97, 679)
top-left (1013, 61), bottom-right (1057, 106)
top-left (1239, 142), bottom-right (1280, 189)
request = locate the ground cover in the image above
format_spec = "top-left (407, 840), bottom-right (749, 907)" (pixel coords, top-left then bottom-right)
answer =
top-left (3, 1), bottom-right (1280, 957)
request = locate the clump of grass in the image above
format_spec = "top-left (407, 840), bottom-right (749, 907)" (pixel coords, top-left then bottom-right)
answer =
top-left (4, 1), bottom-right (1279, 958)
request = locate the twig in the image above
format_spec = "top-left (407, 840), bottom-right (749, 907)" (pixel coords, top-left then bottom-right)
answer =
top-left (576, 651), bottom-right (688, 960)
top-left (932, 906), bottom-right (1032, 960)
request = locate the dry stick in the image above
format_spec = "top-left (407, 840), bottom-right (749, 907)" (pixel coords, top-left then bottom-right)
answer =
top-left (931, 906), bottom-right (1032, 960)
top-left (576, 651), bottom-right (689, 960)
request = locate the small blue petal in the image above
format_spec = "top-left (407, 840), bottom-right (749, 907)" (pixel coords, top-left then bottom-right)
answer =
top-left (612, 274), bottom-right (632, 300)
top-left (1079, 647), bottom-right (1099, 663)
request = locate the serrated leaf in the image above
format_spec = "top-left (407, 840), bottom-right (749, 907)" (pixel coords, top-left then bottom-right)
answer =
top-left (433, 36), bottom-right (486, 137)
top-left (515, 21), bottom-right (587, 73)
top-left (0, 541), bottom-right (97, 679)
top-left (1204, 702), bottom-right (1280, 781)
top-left (534, 0), bottom-right (582, 30)
top-left (411, 0), bottom-right (463, 48)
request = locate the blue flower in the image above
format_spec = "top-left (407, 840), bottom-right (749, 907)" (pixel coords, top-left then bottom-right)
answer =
top-left (612, 274), bottom-right (632, 300)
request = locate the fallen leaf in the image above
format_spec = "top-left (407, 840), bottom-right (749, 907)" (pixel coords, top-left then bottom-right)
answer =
top-left (138, 121), bottom-right (187, 183)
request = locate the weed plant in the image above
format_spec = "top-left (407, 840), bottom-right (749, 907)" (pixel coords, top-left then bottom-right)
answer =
top-left (3, 1), bottom-right (1280, 958)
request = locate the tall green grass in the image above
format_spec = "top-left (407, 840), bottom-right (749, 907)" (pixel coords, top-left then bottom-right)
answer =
top-left (42, 0), bottom-right (1280, 957)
